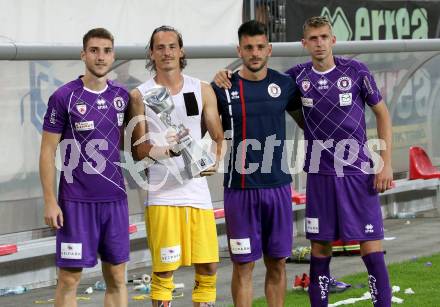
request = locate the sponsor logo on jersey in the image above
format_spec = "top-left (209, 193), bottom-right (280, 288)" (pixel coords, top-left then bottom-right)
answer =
top-left (339, 93), bottom-right (352, 106)
top-left (317, 78), bottom-right (329, 90)
top-left (50, 108), bottom-right (57, 124)
top-left (97, 98), bottom-right (108, 110)
top-left (117, 113), bottom-right (124, 127)
top-left (160, 245), bottom-right (181, 263)
top-left (365, 224), bottom-right (374, 233)
top-left (113, 96), bottom-right (126, 111)
top-left (301, 97), bottom-right (314, 107)
top-left (363, 76), bottom-right (375, 95)
top-left (75, 121), bottom-right (95, 131)
top-left (61, 242), bottom-right (82, 259)
top-left (268, 83), bottom-right (281, 98)
top-left (230, 238), bottom-right (251, 254)
top-left (76, 101), bottom-right (87, 115)
top-left (368, 275), bottom-right (378, 303)
top-left (301, 79), bottom-right (311, 91)
top-left (306, 217), bottom-right (319, 233)
top-left (337, 76), bottom-right (352, 91)
top-left (318, 275), bottom-right (330, 300)
top-left (230, 90), bottom-right (240, 100)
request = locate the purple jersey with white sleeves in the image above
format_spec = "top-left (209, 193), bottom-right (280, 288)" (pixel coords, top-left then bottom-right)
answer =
top-left (286, 57), bottom-right (382, 176)
top-left (42, 77), bottom-right (129, 201)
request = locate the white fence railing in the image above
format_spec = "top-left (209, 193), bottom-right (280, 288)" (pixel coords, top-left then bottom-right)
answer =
top-left (1, 39), bottom-right (440, 60)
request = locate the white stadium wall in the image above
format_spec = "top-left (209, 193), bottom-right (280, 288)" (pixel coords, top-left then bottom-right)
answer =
top-left (0, 0), bottom-right (242, 235)
top-left (0, 0), bottom-right (242, 45)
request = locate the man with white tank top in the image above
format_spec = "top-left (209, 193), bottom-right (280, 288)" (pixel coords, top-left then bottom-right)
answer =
top-left (127, 26), bottom-right (224, 307)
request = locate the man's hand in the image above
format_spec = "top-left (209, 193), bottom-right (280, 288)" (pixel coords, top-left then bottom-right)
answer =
top-left (165, 128), bottom-right (179, 147)
top-left (200, 162), bottom-right (219, 177)
top-left (213, 69), bottom-right (233, 89)
top-left (44, 200), bottom-right (63, 229)
top-left (374, 164), bottom-right (393, 193)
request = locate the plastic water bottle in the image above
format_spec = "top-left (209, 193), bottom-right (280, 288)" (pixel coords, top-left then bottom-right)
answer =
top-left (396, 211), bottom-right (416, 219)
top-left (134, 283), bottom-right (151, 293)
top-left (94, 281), bottom-right (106, 291)
top-left (0, 286), bottom-right (27, 296)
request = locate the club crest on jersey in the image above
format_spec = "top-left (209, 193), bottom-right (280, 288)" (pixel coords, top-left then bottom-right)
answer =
top-left (76, 101), bottom-right (87, 115)
top-left (113, 96), bottom-right (126, 111)
top-left (268, 83), bottom-right (281, 98)
top-left (337, 76), bottom-right (352, 91)
top-left (301, 79), bottom-right (311, 91)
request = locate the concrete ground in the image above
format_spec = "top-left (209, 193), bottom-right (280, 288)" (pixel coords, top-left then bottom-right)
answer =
top-left (1, 212), bottom-right (440, 306)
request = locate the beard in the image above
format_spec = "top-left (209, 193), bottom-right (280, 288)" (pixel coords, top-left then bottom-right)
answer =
top-left (243, 57), bottom-right (268, 73)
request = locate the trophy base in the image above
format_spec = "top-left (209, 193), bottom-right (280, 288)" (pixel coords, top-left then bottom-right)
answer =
top-left (184, 155), bottom-right (216, 178)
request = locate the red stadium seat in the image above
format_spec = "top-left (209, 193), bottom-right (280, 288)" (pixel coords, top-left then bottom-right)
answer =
top-left (128, 224), bottom-right (138, 234)
top-left (214, 208), bottom-right (225, 219)
top-left (409, 146), bottom-right (440, 180)
top-left (0, 244), bottom-right (18, 256)
top-left (292, 189), bottom-right (306, 204)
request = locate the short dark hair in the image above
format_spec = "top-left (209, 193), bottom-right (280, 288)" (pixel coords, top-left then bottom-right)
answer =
top-left (82, 28), bottom-right (114, 50)
top-left (238, 20), bottom-right (267, 42)
top-left (146, 25), bottom-right (187, 71)
top-left (303, 16), bottom-right (333, 37)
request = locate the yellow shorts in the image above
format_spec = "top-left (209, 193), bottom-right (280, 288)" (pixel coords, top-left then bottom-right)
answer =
top-left (145, 206), bottom-right (219, 272)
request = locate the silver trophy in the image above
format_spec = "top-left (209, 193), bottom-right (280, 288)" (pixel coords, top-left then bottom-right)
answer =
top-left (142, 86), bottom-right (216, 178)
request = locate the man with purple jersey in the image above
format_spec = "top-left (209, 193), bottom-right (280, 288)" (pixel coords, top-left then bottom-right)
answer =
top-left (39, 28), bottom-right (130, 307)
top-left (212, 20), bottom-right (301, 307)
top-left (286, 17), bottom-right (393, 307)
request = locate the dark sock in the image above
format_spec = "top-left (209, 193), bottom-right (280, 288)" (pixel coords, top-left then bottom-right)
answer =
top-left (308, 255), bottom-right (331, 307)
top-left (362, 251), bottom-right (392, 307)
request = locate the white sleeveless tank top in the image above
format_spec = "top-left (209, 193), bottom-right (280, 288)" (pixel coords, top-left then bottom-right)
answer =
top-left (136, 75), bottom-right (212, 209)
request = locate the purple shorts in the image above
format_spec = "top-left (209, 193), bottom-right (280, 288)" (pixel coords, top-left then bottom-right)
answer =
top-left (224, 184), bottom-right (293, 263)
top-left (305, 174), bottom-right (384, 241)
top-left (56, 198), bottom-right (129, 268)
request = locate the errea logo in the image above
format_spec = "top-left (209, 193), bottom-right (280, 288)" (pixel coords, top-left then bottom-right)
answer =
top-left (231, 91), bottom-right (240, 100)
top-left (321, 7), bottom-right (353, 41)
top-left (97, 98), bottom-right (108, 110)
top-left (318, 78), bottom-right (329, 90)
top-left (365, 224), bottom-right (374, 233)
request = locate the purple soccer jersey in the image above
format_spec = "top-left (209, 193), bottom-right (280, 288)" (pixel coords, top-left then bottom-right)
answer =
top-left (42, 78), bottom-right (129, 201)
top-left (286, 57), bottom-right (382, 176)
top-left (223, 184), bottom-right (293, 263)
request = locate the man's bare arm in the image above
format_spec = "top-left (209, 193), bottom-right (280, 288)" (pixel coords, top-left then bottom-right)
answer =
top-left (200, 82), bottom-right (224, 175)
top-left (371, 100), bottom-right (393, 193)
top-left (39, 131), bottom-right (63, 229)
